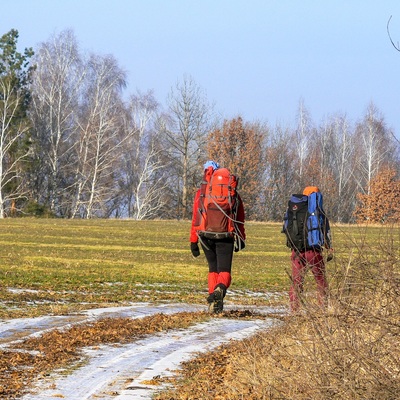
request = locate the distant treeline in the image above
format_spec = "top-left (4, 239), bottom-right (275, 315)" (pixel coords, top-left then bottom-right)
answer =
top-left (1, 29), bottom-right (399, 222)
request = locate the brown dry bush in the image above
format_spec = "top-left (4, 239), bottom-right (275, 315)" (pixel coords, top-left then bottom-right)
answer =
top-left (157, 228), bottom-right (400, 400)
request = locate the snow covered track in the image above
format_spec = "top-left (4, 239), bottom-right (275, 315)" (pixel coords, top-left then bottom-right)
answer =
top-left (0, 303), bottom-right (281, 399)
top-left (0, 303), bottom-right (203, 346)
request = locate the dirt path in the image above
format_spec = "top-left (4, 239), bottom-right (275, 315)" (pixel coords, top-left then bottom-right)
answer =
top-left (0, 303), bottom-right (283, 400)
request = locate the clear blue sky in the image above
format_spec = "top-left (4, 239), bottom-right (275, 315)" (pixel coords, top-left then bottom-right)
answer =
top-left (2, 1), bottom-right (400, 136)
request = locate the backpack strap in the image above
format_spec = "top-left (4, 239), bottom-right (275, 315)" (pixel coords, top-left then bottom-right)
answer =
top-left (292, 208), bottom-right (299, 236)
top-left (293, 194), bottom-right (307, 237)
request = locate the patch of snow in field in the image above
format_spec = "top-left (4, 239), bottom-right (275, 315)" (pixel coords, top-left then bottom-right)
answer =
top-left (7, 288), bottom-right (40, 294)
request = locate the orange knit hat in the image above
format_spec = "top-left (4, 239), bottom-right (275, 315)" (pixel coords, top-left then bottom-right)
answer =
top-left (303, 186), bottom-right (320, 196)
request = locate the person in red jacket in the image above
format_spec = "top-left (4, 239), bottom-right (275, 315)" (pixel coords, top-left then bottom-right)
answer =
top-left (190, 161), bottom-right (246, 313)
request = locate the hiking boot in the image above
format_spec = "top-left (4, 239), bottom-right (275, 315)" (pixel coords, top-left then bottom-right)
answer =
top-left (206, 292), bottom-right (215, 303)
top-left (207, 292), bottom-right (216, 313)
top-left (213, 286), bottom-right (224, 313)
top-left (210, 286), bottom-right (224, 314)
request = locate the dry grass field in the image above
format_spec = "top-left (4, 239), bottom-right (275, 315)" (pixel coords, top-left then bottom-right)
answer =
top-left (0, 219), bottom-right (288, 319)
top-left (0, 219), bottom-right (399, 399)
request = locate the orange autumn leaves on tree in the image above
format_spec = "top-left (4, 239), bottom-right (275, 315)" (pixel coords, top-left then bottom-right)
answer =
top-left (206, 117), bottom-right (264, 219)
top-left (355, 167), bottom-right (400, 223)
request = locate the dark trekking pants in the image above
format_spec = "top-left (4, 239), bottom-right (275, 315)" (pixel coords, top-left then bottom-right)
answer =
top-left (201, 237), bottom-right (234, 294)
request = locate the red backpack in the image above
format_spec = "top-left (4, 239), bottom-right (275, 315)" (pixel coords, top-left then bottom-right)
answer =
top-left (194, 167), bottom-right (239, 239)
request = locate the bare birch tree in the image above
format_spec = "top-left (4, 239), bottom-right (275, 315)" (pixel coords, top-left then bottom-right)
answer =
top-left (131, 142), bottom-right (168, 219)
top-left (326, 114), bottom-right (356, 222)
top-left (119, 90), bottom-right (168, 219)
top-left (354, 103), bottom-right (394, 195)
top-left (70, 54), bottom-right (127, 218)
top-left (29, 29), bottom-right (84, 215)
top-left (294, 98), bottom-right (312, 186)
top-left (161, 75), bottom-right (212, 219)
top-left (264, 124), bottom-right (296, 220)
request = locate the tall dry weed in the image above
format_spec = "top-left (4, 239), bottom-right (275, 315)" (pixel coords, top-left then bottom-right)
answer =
top-left (224, 227), bottom-right (400, 399)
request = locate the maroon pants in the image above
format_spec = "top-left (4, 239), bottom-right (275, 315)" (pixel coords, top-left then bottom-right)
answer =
top-left (289, 249), bottom-right (328, 312)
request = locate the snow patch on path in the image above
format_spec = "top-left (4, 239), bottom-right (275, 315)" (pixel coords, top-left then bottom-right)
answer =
top-left (0, 303), bottom-right (283, 400)
top-left (23, 317), bottom-right (277, 400)
top-left (0, 303), bottom-right (203, 347)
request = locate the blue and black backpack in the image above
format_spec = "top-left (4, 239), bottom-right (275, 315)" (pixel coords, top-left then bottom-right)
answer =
top-left (282, 191), bottom-right (325, 251)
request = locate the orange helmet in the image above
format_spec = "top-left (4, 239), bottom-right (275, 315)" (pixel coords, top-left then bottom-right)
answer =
top-left (303, 186), bottom-right (320, 196)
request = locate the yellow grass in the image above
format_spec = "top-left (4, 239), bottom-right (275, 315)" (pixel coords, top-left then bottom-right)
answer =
top-left (1, 219), bottom-right (399, 398)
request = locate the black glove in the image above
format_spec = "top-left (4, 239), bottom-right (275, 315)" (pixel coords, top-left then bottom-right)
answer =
top-left (190, 242), bottom-right (200, 257)
top-left (234, 239), bottom-right (245, 252)
top-left (327, 249), bottom-right (334, 262)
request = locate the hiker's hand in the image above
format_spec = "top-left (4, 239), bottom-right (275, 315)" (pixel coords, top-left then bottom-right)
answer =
top-left (327, 248), bottom-right (334, 262)
top-left (190, 242), bottom-right (200, 257)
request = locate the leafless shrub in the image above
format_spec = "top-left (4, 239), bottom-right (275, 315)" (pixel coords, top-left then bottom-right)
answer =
top-left (224, 227), bottom-right (400, 399)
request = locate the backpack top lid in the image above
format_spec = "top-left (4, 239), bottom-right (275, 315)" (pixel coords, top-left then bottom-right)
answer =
top-left (213, 167), bottom-right (230, 178)
top-left (212, 168), bottom-right (237, 189)
top-left (303, 186), bottom-right (320, 196)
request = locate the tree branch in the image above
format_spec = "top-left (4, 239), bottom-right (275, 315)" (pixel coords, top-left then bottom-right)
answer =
top-left (387, 15), bottom-right (400, 52)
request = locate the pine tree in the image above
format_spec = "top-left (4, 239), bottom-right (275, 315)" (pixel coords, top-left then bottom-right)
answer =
top-left (0, 29), bottom-right (34, 217)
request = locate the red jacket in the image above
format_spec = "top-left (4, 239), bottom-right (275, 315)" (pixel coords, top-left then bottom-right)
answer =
top-left (190, 189), bottom-right (246, 243)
